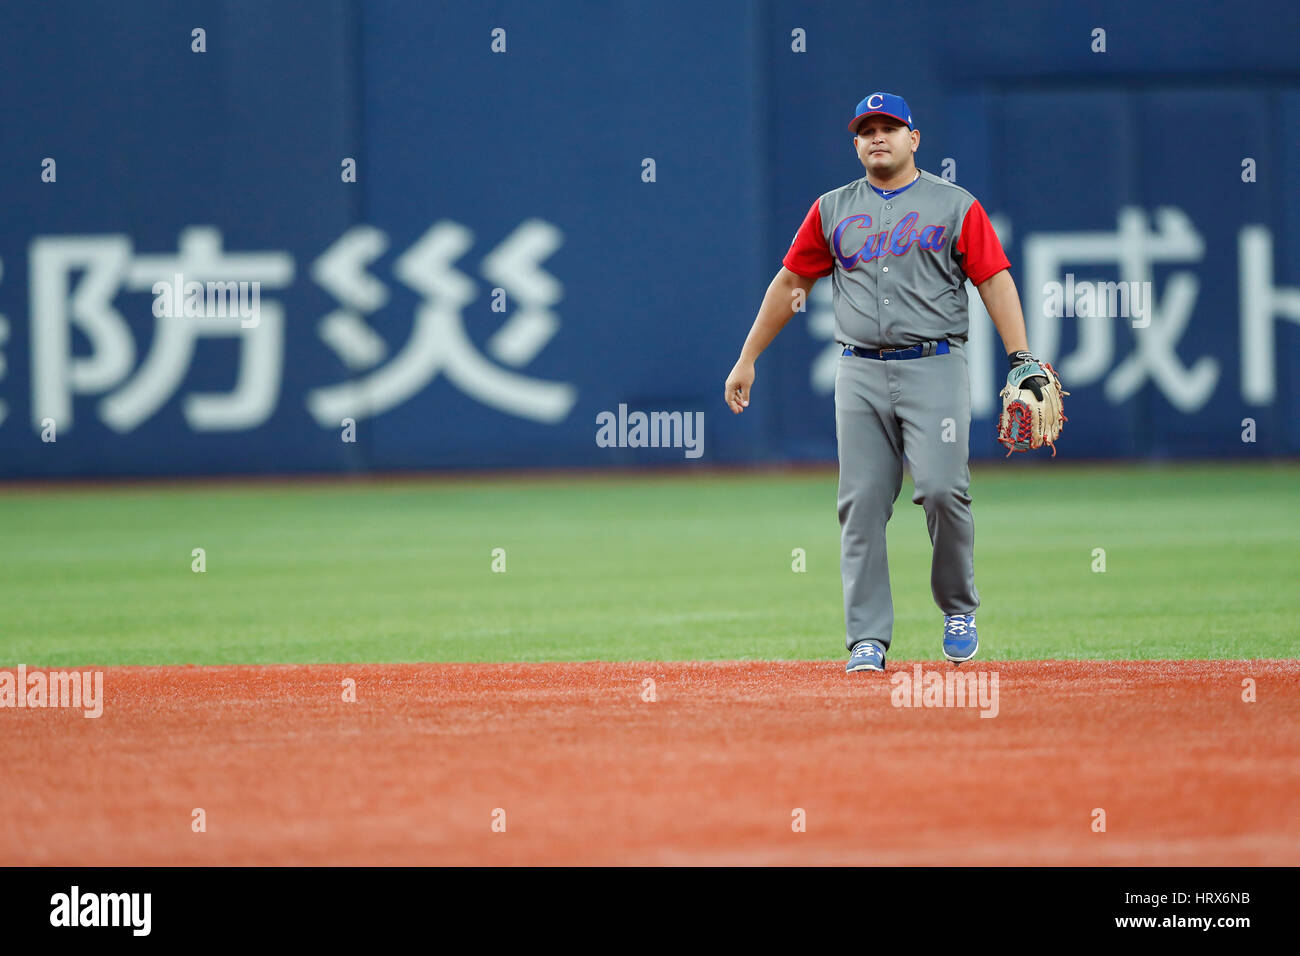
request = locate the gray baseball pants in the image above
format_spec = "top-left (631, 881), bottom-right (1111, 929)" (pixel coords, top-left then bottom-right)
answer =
top-left (834, 342), bottom-right (979, 651)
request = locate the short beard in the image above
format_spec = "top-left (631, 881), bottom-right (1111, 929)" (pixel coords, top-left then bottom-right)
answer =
top-left (865, 153), bottom-right (904, 177)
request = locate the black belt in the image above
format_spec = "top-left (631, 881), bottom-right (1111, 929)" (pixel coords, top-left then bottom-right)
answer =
top-left (840, 340), bottom-right (950, 361)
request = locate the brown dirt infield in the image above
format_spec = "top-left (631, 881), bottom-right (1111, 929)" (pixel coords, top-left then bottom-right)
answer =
top-left (4, 660), bottom-right (1297, 865)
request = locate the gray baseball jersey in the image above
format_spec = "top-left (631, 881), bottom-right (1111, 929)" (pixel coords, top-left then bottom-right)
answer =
top-left (783, 169), bottom-right (1009, 349)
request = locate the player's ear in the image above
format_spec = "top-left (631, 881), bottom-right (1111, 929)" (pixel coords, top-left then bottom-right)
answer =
top-left (911, 128), bottom-right (920, 152)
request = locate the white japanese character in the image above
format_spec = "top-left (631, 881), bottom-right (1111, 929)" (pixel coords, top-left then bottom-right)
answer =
top-left (1023, 207), bottom-right (1217, 413)
top-left (1238, 225), bottom-right (1300, 406)
top-left (312, 225), bottom-right (391, 372)
top-left (30, 228), bottom-right (293, 433)
top-left (808, 278), bottom-right (837, 394)
top-left (307, 219), bottom-right (577, 426)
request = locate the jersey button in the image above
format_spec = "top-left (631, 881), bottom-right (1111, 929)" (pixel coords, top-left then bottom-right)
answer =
top-left (885, 204), bottom-right (893, 209)
top-left (883, 298), bottom-right (890, 305)
top-left (882, 266), bottom-right (889, 273)
top-left (884, 218), bottom-right (891, 224)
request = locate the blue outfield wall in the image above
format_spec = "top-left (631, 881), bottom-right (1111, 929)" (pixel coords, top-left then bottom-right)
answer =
top-left (1, 0), bottom-right (1297, 477)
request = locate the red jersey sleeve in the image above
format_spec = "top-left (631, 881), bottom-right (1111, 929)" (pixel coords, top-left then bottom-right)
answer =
top-left (955, 200), bottom-right (1010, 285)
top-left (782, 198), bottom-right (834, 278)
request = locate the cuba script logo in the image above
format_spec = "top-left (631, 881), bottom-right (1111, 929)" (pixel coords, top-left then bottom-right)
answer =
top-left (50, 886), bottom-right (151, 936)
top-left (833, 211), bottom-right (948, 270)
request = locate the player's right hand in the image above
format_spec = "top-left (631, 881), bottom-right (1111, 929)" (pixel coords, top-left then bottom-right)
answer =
top-left (724, 360), bottom-right (755, 414)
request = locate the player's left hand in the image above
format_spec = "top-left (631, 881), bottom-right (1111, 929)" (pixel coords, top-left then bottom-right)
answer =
top-left (1007, 350), bottom-right (1049, 401)
top-left (997, 352), bottom-right (1069, 456)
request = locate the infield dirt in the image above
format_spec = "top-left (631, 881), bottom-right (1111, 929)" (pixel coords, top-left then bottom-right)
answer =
top-left (4, 660), bottom-right (1297, 865)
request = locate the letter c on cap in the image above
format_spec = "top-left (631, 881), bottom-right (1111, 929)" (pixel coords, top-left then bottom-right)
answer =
top-left (867, 94), bottom-right (884, 109)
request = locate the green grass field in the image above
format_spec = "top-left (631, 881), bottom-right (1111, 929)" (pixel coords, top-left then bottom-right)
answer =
top-left (1, 463), bottom-right (1295, 666)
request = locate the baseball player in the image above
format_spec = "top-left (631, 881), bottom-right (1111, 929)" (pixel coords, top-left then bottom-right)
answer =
top-left (724, 91), bottom-right (1062, 673)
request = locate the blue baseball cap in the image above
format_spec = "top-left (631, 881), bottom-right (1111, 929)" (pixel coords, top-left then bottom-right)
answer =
top-left (848, 92), bottom-right (914, 133)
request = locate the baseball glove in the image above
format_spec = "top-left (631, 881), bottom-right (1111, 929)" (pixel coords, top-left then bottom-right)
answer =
top-left (997, 352), bottom-right (1069, 456)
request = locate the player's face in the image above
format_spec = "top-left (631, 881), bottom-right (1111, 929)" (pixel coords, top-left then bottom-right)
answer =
top-left (853, 117), bottom-right (918, 176)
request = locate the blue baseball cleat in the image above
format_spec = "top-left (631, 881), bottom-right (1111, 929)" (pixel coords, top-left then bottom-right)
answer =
top-left (846, 639), bottom-right (886, 673)
top-left (942, 613), bottom-right (978, 663)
